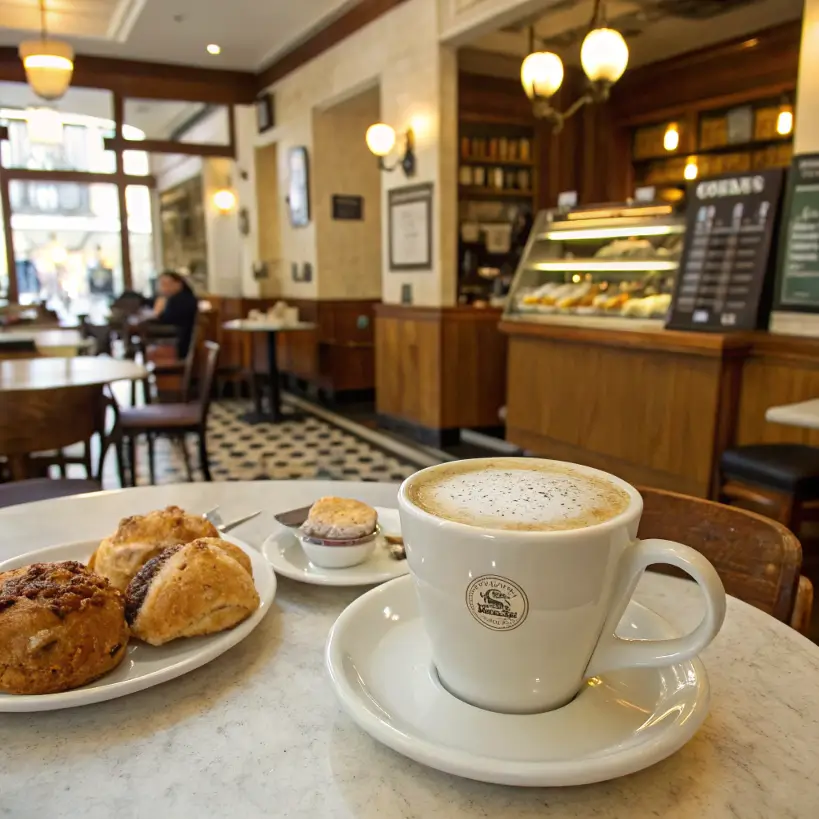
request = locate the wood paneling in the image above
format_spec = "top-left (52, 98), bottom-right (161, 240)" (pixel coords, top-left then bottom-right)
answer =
top-left (256, 0), bottom-right (410, 92)
top-left (737, 333), bottom-right (819, 448)
top-left (375, 305), bottom-right (507, 435)
top-left (612, 22), bottom-right (801, 125)
top-left (0, 50), bottom-right (256, 105)
top-left (501, 322), bottom-right (749, 498)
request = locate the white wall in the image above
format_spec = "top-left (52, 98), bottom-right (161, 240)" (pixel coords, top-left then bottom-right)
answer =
top-left (255, 0), bottom-right (458, 306)
top-left (795, 0), bottom-right (819, 155)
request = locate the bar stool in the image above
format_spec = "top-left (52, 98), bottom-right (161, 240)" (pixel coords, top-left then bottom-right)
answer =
top-left (719, 443), bottom-right (819, 534)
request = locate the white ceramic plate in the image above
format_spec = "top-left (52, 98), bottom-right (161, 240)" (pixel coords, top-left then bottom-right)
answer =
top-left (0, 535), bottom-right (276, 712)
top-left (261, 506), bottom-right (408, 587)
top-left (325, 574), bottom-right (710, 787)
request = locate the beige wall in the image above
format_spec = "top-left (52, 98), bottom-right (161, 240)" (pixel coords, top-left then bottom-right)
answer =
top-left (313, 86), bottom-right (382, 300)
top-left (255, 0), bottom-right (457, 306)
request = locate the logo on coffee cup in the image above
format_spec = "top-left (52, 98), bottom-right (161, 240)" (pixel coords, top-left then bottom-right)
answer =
top-left (466, 575), bottom-right (529, 631)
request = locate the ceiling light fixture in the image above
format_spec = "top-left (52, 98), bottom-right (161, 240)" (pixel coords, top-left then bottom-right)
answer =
top-left (19, 0), bottom-right (74, 101)
top-left (207, 44), bottom-right (221, 55)
top-left (365, 123), bottom-right (415, 177)
top-left (521, 0), bottom-right (628, 132)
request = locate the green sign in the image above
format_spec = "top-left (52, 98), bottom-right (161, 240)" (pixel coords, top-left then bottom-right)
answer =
top-left (777, 155), bottom-right (819, 308)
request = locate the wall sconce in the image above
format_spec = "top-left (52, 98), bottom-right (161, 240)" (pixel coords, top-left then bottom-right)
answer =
top-left (683, 157), bottom-right (698, 181)
top-left (663, 123), bottom-right (679, 152)
top-left (776, 101), bottom-right (794, 136)
top-left (365, 123), bottom-right (415, 177)
top-left (213, 188), bottom-right (237, 213)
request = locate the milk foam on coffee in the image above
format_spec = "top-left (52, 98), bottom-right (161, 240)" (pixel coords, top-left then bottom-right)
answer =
top-left (407, 459), bottom-right (630, 531)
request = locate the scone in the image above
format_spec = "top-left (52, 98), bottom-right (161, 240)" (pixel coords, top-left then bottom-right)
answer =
top-left (125, 541), bottom-right (259, 646)
top-left (302, 497), bottom-right (378, 540)
top-left (195, 537), bottom-right (253, 577)
top-left (0, 562), bottom-right (129, 695)
top-left (89, 506), bottom-right (220, 590)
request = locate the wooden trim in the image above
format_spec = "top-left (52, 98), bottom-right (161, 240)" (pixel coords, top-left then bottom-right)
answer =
top-left (499, 320), bottom-right (752, 357)
top-left (0, 49), bottom-right (256, 105)
top-left (256, 0), bottom-right (410, 91)
top-left (0, 173), bottom-right (16, 303)
top-left (1, 168), bottom-right (157, 187)
top-left (103, 138), bottom-right (235, 159)
top-left (113, 94), bottom-right (132, 291)
top-left (228, 105), bottom-right (237, 157)
top-left (374, 304), bottom-right (503, 322)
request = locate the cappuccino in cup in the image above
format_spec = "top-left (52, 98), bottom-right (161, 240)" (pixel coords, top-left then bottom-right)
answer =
top-left (398, 458), bottom-right (726, 714)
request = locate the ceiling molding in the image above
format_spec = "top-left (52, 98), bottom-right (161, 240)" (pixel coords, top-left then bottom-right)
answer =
top-left (255, 0), bottom-right (410, 93)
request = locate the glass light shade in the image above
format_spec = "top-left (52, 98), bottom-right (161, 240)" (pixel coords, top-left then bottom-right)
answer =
top-left (365, 123), bottom-right (396, 157)
top-left (580, 27), bottom-right (629, 84)
top-left (213, 189), bottom-right (237, 212)
top-left (25, 107), bottom-right (63, 145)
top-left (663, 124), bottom-right (679, 152)
top-left (19, 39), bottom-right (74, 101)
top-left (684, 159), bottom-right (698, 181)
top-left (520, 51), bottom-right (564, 99)
top-left (776, 108), bottom-right (794, 136)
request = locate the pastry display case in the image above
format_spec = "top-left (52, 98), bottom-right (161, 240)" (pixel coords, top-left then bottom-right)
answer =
top-left (503, 203), bottom-right (686, 329)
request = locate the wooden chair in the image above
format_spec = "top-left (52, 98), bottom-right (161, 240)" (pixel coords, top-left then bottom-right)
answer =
top-left (117, 341), bottom-right (220, 485)
top-left (0, 384), bottom-right (106, 481)
top-left (638, 486), bottom-right (813, 634)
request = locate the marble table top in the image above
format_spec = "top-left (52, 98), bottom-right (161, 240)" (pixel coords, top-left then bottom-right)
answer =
top-left (223, 319), bottom-right (317, 333)
top-left (0, 327), bottom-right (91, 352)
top-left (1, 480), bottom-right (818, 818)
top-left (766, 398), bottom-right (819, 430)
top-left (0, 355), bottom-right (147, 391)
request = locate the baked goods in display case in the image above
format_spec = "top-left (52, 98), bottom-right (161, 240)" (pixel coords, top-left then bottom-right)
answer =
top-left (505, 203), bottom-right (685, 327)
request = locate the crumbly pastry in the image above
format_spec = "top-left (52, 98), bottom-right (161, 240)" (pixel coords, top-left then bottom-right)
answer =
top-left (125, 541), bottom-right (260, 646)
top-left (302, 497), bottom-right (378, 540)
top-left (192, 537), bottom-right (253, 577)
top-left (0, 561), bottom-right (129, 695)
top-left (89, 506), bottom-right (220, 590)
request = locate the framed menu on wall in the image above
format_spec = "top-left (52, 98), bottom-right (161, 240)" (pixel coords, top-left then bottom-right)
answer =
top-left (666, 169), bottom-right (785, 331)
top-left (774, 154), bottom-right (819, 312)
top-left (388, 183), bottom-right (433, 271)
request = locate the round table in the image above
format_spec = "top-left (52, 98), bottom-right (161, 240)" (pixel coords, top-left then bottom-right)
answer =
top-left (0, 328), bottom-right (92, 357)
top-left (0, 355), bottom-right (147, 392)
top-left (1, 481), bottom-right (818, 819)
top-left (223, 319), bottom-right (316, 423)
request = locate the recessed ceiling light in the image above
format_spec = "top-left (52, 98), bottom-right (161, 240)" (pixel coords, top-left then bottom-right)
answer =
top-left (207, 44), bottom-right (221, 55)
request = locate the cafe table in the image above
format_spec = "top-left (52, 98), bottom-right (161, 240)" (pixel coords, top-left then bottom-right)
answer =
top-left (0, 355), bottom-right (146, 392)
top-left (1, 480), bottom-right (818, 818)
top-left (223, 318), bottom-right (316, 423)
top-left (0, 327), bottom-right (93, 357)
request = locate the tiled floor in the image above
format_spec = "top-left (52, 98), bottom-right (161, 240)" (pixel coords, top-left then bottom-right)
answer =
top-left (112, 399), bottom-right (428, 487)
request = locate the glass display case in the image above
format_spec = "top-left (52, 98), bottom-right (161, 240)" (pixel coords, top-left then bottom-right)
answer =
top-left (503, 202), bottom-right (686, 328)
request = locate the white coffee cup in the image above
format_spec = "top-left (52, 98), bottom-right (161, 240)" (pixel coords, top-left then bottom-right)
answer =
top-left (398, 457), bottom-right (726, 714)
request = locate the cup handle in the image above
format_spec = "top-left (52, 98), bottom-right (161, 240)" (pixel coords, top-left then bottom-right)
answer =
top-left (585, 538), bottom-right (727, 677)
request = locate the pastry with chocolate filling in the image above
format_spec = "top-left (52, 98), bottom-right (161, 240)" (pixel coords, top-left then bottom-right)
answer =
top-left (0, 562), bottom-right (129, 695)
top-left (89, 506), bottom-right (220, 590)
top-left (125, 540), bottom-right (259, 646)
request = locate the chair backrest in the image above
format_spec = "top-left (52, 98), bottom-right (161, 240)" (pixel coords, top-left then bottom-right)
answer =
top-left (638, 486), bottom-right (802, 623)
top-left (180, 321), bottom-right (201, 402)
top-left (0, 384), bottom-right (104, 479)
top-left (194, 341), bottom-right (220, 422)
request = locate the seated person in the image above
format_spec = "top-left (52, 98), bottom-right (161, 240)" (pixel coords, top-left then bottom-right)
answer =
top-left (150, 271), bottom-right (199, 359)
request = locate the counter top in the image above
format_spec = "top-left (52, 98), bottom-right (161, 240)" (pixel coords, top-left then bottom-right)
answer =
top-left (1, 481), bottom-right (819, 818)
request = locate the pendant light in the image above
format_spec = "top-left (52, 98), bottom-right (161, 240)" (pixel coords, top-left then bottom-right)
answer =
top-left (521, 0), bottom-right (629, 131)
top-left (19, 1), bottom-right (74, 102)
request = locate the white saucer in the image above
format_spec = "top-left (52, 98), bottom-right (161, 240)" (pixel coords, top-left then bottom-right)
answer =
top-left (261, 506), bottom-right (409, 586)
top-left (0, 535), bottom-right (276, 712)
top-left (325, 574), bottom-right (710, 787)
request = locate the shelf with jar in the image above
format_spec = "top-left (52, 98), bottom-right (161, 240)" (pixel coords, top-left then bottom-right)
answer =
top-left (631, 97), bottom-right (794, 186)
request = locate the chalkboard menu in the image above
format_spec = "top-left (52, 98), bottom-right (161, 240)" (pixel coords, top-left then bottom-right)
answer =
top-left (775, 154), bottom-right (819, 311)
top-left (667, 169), bottom-right (784, 331)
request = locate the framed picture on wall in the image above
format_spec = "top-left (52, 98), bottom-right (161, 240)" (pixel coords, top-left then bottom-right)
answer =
top-left (287, 146), bottom-right (311, 228)
top-left (256, 93), bottom-right (274, 133)
top-left (388, 183), bottom-right (433, 271)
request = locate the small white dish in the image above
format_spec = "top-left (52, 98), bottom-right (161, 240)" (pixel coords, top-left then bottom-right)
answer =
top-left (0, 535), bottom-right (275, 713)
top-left (298, 532), bottom-right (376, 569)
top-left (325, 574), bottom-right (710, 787)
top-left (262, 506), bottom-right (408, 587)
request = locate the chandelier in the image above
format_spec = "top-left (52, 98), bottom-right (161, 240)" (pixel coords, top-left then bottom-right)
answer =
top-left (521, 0), bottom-right (628, 131)
top-left (19, 0), bottom-right (75, 102)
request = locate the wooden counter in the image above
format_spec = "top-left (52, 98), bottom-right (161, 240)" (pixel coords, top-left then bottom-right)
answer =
top-left (375, 304), bottom-right (507, 446)
top-left (500, 320), bottom-right (751, 498)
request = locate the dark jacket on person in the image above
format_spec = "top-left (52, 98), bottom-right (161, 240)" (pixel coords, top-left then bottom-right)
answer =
top-left (158, 287), bottom-right (198, 358)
